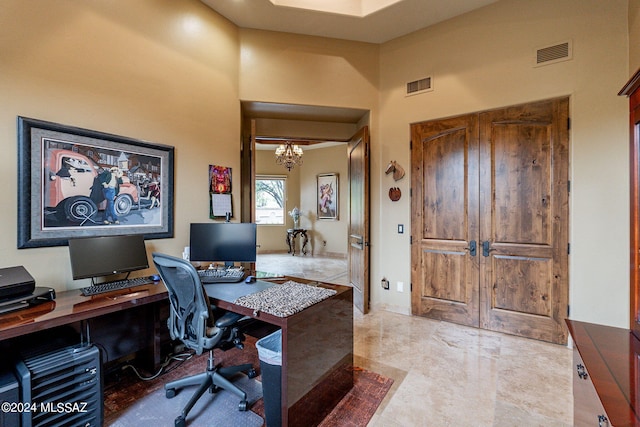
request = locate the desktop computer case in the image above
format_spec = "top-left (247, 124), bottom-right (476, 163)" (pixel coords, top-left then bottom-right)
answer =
top-left (15, 344), bottom-right (103, 427)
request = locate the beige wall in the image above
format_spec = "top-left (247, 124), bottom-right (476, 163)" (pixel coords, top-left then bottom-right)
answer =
top-left (254, 149), bottom-right (301, 252)
top-left (255, 145), bottom-right (348, 257)
top-left (630, 0), bottom-right (640, 74)
top-left (0, 0), bottom-right (240, 290)
top-left (0, 0), bottom-right (634, 330)
top-left (299, 145), bottom-right (349, 256)
top-left (376, 0), bottom-right (630, 325)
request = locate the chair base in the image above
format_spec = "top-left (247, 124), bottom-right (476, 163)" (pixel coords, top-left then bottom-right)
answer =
top-left (165, 353), bottom-right (255, 427)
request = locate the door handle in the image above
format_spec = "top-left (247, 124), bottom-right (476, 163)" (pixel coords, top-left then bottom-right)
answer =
top-left (465, 240), bottom-right (476, 256)
top-left (350, 234), bottom-right (364, 250)
top-left (482, 241), bottom-right (495, 257)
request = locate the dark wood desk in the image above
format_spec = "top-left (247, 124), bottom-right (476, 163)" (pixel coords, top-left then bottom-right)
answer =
top-left (0, 282), bottom-right (168, 369)
top-left (206, 277), bottom-right (353, 427)
top-left (0, 277), bottom-right (352, 427)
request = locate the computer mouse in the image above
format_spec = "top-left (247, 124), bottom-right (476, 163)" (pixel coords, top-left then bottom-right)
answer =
top-left (245, 275), bottom-right (256, 283)
top-left (150, 274), bottom-right (161, 282)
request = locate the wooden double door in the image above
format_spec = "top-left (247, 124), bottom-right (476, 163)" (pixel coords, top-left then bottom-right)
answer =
top-left (410, 97), bottom-right (569, 344)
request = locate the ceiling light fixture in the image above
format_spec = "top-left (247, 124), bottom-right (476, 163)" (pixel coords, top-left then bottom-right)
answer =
top-left (275, 141), bottom-right (303, 171)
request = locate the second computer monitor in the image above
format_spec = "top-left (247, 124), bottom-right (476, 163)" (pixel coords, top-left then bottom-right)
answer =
top-left (189, 222), bottom-right (257, 265)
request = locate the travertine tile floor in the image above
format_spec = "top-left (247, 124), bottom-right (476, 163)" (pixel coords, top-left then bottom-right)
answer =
top-left (256, 253), bottom-right (573, 426)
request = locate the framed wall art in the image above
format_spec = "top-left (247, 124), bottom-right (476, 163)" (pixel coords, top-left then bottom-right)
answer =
top-left (209, 164), bottom-right (232, 219)
top-left (17, 116), bottom-right (175, 248)
top-left (317, 173), bottom-right (338, 220)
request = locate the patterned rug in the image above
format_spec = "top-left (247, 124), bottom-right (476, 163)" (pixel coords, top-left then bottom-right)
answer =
top-left (104, 337), bottom-right (393, 426)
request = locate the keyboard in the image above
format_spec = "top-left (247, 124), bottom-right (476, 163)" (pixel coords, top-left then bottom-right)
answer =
top-left (81, 276), bottom-right (155, 296)
top-left (197, 268), bottom-right (245, 284)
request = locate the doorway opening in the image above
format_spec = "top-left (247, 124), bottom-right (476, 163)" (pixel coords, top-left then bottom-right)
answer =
top-left (239, 101), bottom-right (371, 312)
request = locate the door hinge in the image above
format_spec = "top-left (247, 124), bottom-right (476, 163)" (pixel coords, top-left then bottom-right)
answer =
top-left (410, 282), bottom-right (412, 292)
top-left (567, 180), bottom-right (571, 193)
top-left (568, 243), bottom-right (570, 254)
top-left (567, 117), bottom-right (571, 130)
top-left (410, 236), bottom-right (413, 244)
top-left (410, 140), bottom-right (413, 150)
top-left (567, 304), bottom-right (570, 317)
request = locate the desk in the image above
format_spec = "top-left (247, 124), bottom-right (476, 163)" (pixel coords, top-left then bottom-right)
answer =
top-left (286, 228), bottom-right (309, 255)
top-left (0, 277), bottom-right (352, 427)
top-left (206, 277), bottom-right (353, 427)
top-left (0, 282), bottom-right (168, 369)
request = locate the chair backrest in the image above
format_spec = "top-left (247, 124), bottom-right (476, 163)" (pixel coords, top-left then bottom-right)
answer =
top-left (152, 252), bottom-right (218, 354)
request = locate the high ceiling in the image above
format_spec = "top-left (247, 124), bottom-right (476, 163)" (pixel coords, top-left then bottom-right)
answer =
top-left (204, 0), bottom-right (498, 136)
top-left (201, 0), bottom-right (497, 44)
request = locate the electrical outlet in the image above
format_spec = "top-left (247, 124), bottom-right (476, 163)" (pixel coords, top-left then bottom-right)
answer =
top-left (397, 281), bottom-right (404, 292)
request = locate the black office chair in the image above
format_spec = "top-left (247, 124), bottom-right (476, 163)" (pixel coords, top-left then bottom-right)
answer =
top-left (152, 253), bottom-right (256, 427)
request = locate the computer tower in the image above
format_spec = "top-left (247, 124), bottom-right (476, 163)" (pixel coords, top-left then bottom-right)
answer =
top-left (0, 369), bottom-right (20, 427)
top-left (15, 344), bottom-right (102, 427)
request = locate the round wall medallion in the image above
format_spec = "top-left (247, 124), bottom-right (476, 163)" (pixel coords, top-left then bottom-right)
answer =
top-left (389, 187), bottom-right (401, 201)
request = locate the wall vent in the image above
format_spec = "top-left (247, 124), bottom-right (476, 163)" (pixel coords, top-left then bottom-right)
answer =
top-left (406, 77), bottom-right (432, 96)
top-left (534, 40), bottom-right (572, 67)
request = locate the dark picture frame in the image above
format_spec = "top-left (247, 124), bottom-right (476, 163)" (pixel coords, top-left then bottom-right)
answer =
top-left (317, 173), bottom-right (338, 220)
top-left (17, 116), bottom-right (175, 248)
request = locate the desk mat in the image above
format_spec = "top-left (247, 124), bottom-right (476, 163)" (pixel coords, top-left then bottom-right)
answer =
top-left (233, 280), bottom-right (337, 317)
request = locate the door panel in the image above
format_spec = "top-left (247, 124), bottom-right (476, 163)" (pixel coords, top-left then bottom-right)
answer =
top-left (411, 115), bottom-right (480, 327)
top-left (348, 127), bottom-right (370, 313)
top-left (411, 98), bottom-right (569, 344)
top-left (479, 98), bottom-right (569, 344)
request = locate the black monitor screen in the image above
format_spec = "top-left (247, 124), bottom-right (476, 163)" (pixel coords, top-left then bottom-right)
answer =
top-left (68, 234), bottom-right (149, 280)
top-left (190, 223), bottom-right (257, 263)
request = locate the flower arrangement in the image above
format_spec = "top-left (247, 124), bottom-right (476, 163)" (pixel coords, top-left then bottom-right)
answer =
top-left (288, 207), bottom-right (300, 228)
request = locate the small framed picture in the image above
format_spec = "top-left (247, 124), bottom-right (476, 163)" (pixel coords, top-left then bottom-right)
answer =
top-left (317, 173), bottom-right (338, 220)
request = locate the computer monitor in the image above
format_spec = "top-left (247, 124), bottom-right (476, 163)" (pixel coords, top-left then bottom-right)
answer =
top-left (68, 234), bottom-right (149, 280)
top-left (189, 223), bottom-right (257, 266)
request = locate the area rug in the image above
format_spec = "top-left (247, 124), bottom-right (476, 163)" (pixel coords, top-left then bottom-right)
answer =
top-left (108, 374), bottom-right (263, 427)
top-left (104, 336), bottom-right (393, 426)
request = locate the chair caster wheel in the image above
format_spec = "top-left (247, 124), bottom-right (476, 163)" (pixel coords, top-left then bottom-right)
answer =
top-left (175, 415), bottom-right (186, 427)
top-left (247, 368), bottom-right (257, 379)
top-left (166, 388), bottom-right (176, 399)
top-left (238, 400), bottom-right (248, 411)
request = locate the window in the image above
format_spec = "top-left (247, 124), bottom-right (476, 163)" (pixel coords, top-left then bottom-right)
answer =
top-left (255, 176), bottom-right (286, 225)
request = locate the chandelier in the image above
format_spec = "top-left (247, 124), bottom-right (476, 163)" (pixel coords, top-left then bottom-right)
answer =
top-left (275, 141), bottom-right (303, 171)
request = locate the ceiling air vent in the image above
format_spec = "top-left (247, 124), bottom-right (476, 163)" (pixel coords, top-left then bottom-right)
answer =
top-left (534, 40), bottom-right (572, 67)
top-left (406, 76), bottom-right (432, 96)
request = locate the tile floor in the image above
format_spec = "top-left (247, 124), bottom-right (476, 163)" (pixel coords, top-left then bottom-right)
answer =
top-left (256, 253), bottom-right (574, 427)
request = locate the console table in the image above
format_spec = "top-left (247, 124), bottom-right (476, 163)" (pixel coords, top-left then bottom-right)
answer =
top-left (206, 277), bottom-right (353, 427)
top-left (286, 228), bottom-right (309, 255)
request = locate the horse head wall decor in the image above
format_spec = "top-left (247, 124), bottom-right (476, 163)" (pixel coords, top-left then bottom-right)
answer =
top-left (385, 160), bottom-right (405, 181)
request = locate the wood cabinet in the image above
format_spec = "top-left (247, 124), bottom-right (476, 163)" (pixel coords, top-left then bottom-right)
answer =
top-left (621, 68), bottom-right (640, 339)
top-left (572, 345), bottom-right (610, 426)
top-left (567, 68), bottom-right (640, 427)
top-left (567, 320), bottom-right (640, 426)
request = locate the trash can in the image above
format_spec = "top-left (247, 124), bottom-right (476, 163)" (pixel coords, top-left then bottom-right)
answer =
top-left (256, 329), bottom-right (282, 427)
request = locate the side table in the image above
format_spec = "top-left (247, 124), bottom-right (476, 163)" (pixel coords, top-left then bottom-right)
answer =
top-left (286, 228), bottom-right (309, 255)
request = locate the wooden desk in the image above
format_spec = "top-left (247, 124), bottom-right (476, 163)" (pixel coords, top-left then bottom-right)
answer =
top-left (566, 320), bottom-right (640, 426)
top-left (206, 277), bottom-right (353, 427)
top-left (0, 282), bottom-right (168, 369)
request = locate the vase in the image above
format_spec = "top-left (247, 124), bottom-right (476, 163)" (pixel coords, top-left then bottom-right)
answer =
top-left (294, 218), bottom-right (299, 229)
